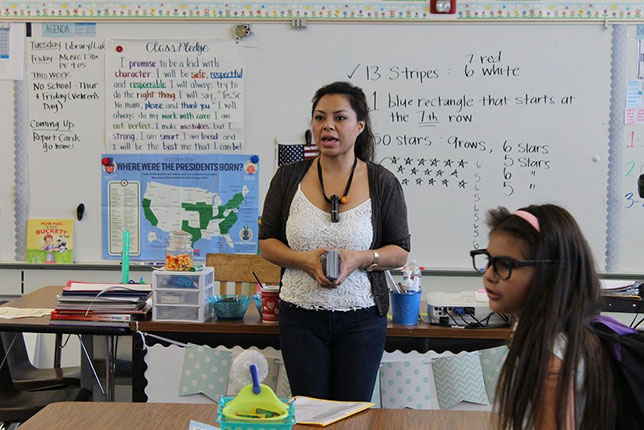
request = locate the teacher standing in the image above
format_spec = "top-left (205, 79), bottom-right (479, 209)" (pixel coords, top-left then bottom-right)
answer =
top-left (259, 81), bottom-right (410, 401)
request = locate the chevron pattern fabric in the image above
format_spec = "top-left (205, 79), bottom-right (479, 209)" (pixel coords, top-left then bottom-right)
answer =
top-left (275, 362), bottom-right (292, 399)
top-left (479, 345), bottom-right (509, 401)
top-left (433, 353), bottom-right (489, 409)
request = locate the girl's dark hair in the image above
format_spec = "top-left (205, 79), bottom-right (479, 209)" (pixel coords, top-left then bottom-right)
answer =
top-left (311, 81), bottom-right (374, 162)
top-left (488, 204), bottom-right (615, 430)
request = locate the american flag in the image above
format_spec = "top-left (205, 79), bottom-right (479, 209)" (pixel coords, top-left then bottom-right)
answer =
top-left (276, 143), bottom-right (319, 168)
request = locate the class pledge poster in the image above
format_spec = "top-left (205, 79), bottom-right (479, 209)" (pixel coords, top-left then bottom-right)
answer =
top-left (105, 39), bottom-right (244, 153)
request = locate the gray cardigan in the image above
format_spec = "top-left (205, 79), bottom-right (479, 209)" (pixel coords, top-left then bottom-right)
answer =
top-left (259, 159), bottom-right (411, 315)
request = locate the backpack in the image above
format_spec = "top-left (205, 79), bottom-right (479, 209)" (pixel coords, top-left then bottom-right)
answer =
top-left (591, 315), bottom-right (644, 429)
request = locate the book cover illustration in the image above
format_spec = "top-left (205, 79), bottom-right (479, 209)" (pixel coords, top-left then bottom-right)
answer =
top-left (26, 218), bottom-right (73, 263)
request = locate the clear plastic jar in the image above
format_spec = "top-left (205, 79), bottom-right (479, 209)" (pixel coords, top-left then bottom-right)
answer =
top-left (164, 230), bottom-right (193, 271)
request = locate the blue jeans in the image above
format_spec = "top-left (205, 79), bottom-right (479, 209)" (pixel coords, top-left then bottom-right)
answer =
top-left (278, 300), bottom-right (387, 401)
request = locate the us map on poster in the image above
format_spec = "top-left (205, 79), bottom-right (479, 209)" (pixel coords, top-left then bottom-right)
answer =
top-left (101, 153), bottom-right (259, 260)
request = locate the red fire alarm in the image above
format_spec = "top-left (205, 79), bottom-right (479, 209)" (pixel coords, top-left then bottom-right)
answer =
top-left (430, 0), bottom-right (456, 14)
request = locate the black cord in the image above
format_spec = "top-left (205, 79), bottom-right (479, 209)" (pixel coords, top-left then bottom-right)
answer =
top-left (629, 292), bottom-right (644, 328)
top-left (468, 312), bottom-right (484, 325)
top-left (633, 315), bottom-right (644, 330)
top-left (444, 310), bottom-right (462, 327)
top-left (317, 156), bottom-right (358, 204)
top-left (479, 312), bottom-right (493, 325)
top-left (496, 313), bottom-right (511, 324)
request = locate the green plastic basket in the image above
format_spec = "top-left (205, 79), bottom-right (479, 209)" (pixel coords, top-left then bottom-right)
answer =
top-left (217, 396), bottom-right (295, 430)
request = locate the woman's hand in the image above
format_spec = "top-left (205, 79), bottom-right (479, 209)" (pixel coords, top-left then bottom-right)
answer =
top-left (332, 249), bottom-right (371, 286)
top-left (299, 248), bottom-right (335, 288)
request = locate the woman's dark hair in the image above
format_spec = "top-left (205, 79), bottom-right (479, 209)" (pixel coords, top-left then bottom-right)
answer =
top-left (488, 204), bottom-right (615, 429)
top-left (311, 81), bottom-right (374, 162)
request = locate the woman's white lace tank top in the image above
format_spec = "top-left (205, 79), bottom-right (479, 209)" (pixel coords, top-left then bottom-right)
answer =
top-left (281, 185), bottom-right (374, 311)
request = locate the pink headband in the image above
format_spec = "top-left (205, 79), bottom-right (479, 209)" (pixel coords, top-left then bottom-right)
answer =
top-left (513, 210), bottom-right (540, 232)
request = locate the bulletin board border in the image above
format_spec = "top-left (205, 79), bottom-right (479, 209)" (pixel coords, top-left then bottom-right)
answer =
top-left (0, 2), bottom-right (641, 22)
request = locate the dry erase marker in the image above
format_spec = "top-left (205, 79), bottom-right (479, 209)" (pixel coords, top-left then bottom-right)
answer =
top-left (121, 230), bottom-right (130, 284)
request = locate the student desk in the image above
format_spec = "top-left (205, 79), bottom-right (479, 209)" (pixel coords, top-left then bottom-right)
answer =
top-left (19, 401), bottom-right (496, 429)
top-left (0, 286), bottom-right (130, 401)
top-left (131, 303), bottom-right (512, 402)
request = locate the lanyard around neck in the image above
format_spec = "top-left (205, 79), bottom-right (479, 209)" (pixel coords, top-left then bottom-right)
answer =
top-left (317, 156), bottom-right (358, 222)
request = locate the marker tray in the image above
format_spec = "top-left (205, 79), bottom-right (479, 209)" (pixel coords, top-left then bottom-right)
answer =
top-left (217, 396), bottom-right (295, 430)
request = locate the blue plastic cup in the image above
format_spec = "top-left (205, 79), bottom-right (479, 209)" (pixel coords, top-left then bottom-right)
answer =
top-left (390, 291), bottom-right (421, 325)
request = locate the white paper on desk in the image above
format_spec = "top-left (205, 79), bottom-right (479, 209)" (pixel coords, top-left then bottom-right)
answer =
top-left (0, 307), bottom-right (52, 319)
top-left (600, 280), bottom-right (638, 290)
top-left (188, 419), bottom-right (219, 430)
top-left (66, 281), bottom-right (152, 292)
top-left (293, 396), bottom-right (373, 426)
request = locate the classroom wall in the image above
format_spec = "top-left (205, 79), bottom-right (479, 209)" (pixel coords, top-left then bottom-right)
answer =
top-left (11, 22), bottom-right (633, 270)
top-left (0, 81), bottom-right (15, 262)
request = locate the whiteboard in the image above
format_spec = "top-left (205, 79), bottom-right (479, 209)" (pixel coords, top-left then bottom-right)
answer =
top-left (19, 22), bottom-right (625, 270)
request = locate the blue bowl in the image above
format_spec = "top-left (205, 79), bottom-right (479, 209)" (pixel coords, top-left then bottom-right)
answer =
top-left (253, 292), bottom-right (262, 317)
top-left (210, 295), bottom-right (251, 320)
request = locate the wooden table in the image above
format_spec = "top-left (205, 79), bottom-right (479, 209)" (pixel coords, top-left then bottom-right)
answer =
top-left (19, 402), bottom-right (495, 430)
top-left (2, 286), bottom-right (512, 402)
top-left (134, 304), bottom-right (511, 340)
top-left (0, 286), bottom-right (131, 401)
top-left (132, 298), bottom-right (511, 401)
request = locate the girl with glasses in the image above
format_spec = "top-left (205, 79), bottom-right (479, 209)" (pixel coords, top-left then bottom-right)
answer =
top-left (476, 204), bottom-right (614, 429)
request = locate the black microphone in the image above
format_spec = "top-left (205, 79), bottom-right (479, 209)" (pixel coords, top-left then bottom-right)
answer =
top-left (639, 174), bottom-right (644, 198)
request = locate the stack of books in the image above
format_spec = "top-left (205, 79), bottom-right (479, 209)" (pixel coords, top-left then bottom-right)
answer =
top-left (600, 280), bottom-right (643, 299)
top-left (50, 281), bottom-right (152, 327)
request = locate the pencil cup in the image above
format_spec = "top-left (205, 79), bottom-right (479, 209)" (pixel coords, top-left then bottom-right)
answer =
top-left (260, 285), bottom-right (280, 323)
top-left (390, 291), bottom-right (421, 325)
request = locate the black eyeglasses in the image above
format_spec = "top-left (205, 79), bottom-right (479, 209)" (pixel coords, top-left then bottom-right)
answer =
top-left (469, 249), bottom-right (559, 280)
